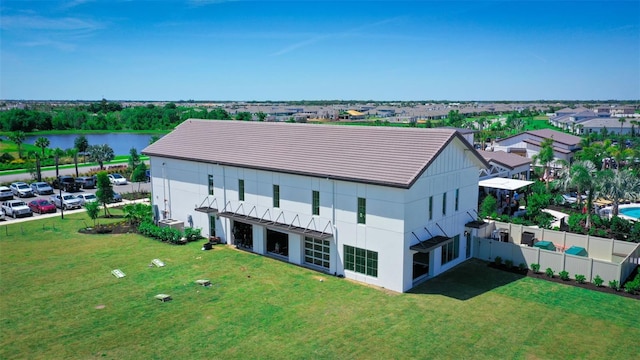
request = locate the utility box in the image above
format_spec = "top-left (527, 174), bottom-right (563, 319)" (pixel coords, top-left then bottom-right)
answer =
top-left (158, 219), bottom-right (184, 232)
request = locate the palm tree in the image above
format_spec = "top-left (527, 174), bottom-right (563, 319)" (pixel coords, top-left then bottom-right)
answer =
top-left (618, 117), bottom-right (627, 135)
top-left (557, 160), bottom-right (597, 227)
top-left (7, 131), bottom-right (26, 159)
top-left (598, 169), bottom-right (640, 217)
top-left (532, 137), bottom-right (555, 189)
top-left (34, 137), bottom-right (50, 158)
top-left (53, 147), bottom-right (65, 178)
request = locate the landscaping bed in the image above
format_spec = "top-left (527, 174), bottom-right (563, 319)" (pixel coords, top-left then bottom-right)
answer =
top-left (488, 261), bottom-right (640, 300)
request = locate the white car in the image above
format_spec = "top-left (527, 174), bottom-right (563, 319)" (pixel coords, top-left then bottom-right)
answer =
top-left (1, 199), bottom-right (33, 218)
top-left (0, 186), bottom-right (13, 201)
top-left (561, 192), bottom-right (587, 204)
top-left (108, 173), bottom-right (128, 185)
top-left (50, 194), bottom-right (83, 210)
top-left (76, 193), bottom-right (98, 206)
top-left (10, 182), bottom-right (34, 198)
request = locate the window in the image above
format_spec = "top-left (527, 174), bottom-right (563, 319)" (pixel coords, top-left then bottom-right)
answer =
top-left (344, 245), bottom-right (377, 277)
top-left (208, 175), bottom-right (214, 195)
top-left (305, 237), bottom-right (330, 269)
top-left (429, 196), bottom-right (433, 220)
top-left (273, 184), bottom-right (280, 208)
top-left (238, 179), bottom-right (245, 201)
top-left (455, 189), bottom-right (459, 211)
top-left (442, 192), bottom-right (447, 215)
top-left (441, 235), bottom-right (460, 265)
top-left (312, 190), bottom-right (320, 216)
top-left (357, 197), bottom-right (366, 224)
top-left (209, 215), bottom-right (216, 237)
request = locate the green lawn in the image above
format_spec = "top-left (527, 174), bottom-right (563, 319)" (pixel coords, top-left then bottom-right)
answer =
top-left (1, 214), bottom-right (638, 359)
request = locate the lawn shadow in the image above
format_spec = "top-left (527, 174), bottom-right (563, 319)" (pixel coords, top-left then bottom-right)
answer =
top-left (409, 258), bottom-right (525, 300)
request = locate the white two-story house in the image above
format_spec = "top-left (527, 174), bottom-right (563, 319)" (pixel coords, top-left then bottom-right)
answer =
top-left (142, 120), bottom-right (489, 292)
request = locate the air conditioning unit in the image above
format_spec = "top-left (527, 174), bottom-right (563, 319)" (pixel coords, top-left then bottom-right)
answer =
top-left (158, 219), bottom-right (184, 231)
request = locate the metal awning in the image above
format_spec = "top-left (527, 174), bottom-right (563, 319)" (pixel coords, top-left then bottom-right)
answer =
top-left (194, 207), bottom-right (218, 214)
top-left (218, 211), bottom-right (333, 240)
top-left (479, 177), bottom-right (533, 191)
top-left (410, 235), bottom-right (452, 253)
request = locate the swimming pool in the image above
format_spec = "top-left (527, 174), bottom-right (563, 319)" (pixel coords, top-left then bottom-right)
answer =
top-left (619, 207), bottom-right (640, 220)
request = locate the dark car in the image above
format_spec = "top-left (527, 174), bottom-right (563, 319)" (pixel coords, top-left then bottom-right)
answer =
top-left (28, 199), bottom-right (57, 214)
top-left (52, 176), bottom-right (81, 192)
top-left (75, 176), bottom-right (96, 189)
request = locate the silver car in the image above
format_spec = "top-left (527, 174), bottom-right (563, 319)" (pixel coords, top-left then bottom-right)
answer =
top-left (76, 193), bottom-right (98, 206)
top-left (10, 182), bottom-right (34, 198)
top-left (0, 186), bottom-right (13, 201)
top-left (50, 194), bottom-right (83, 210)
top-left (30, 182), bottom-right (54, 195)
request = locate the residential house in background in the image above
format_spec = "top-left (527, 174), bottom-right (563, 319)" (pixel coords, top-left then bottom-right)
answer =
top-left (492, 129), bottom-right (582, 168)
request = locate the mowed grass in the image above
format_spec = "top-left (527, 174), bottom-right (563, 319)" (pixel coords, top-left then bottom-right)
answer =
top-left (1, 215), bottom-right (639, 359)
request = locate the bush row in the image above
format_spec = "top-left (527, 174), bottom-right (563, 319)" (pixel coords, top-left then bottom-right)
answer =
top-left (137, 220), bottom-right (204, 245)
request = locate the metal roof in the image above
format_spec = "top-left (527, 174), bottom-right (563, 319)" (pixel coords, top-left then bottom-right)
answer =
top-left (142, 119), bottom-right (488, 188)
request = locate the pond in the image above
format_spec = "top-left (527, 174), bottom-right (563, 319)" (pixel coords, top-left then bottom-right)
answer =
top-left (23, 133), bottom-right (162, 155)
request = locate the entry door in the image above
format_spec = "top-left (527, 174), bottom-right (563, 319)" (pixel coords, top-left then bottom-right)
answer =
top-left (413, 252), bottom-right (430, 280)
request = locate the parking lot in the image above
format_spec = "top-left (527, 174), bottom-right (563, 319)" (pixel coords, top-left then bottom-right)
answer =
top-left (0, 180), bottom-right (151, 224)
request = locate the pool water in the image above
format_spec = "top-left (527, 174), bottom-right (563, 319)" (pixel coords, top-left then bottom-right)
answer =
top-left (620, 207), bottom-right (640, 219)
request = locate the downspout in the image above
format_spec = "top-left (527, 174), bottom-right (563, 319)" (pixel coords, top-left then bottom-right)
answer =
top-left (222, 164), bottom-right (227, 243)
top-left (332, 178), bottom-right (338, 275)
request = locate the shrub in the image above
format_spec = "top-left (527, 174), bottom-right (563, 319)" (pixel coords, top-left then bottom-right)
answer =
top-left (518, 263), bottom-right (527, 271)
top-left (531, 263), bottom-right (541, 273)
top-left (494, 256), bottom-right (502, 266)
top-left (184, 227), bottom-right (204, 242)
top-left (559, 270), bottom-right (569, 280)
top-left (504, 259), bottom-right (513, 268)
top-left (593, 275), bottom-right (604, 287)
top-left (575, 274), bottom-right (586, 284)
top-left (609, 280), bottom-right (620, 291)
top-left (545, 268), bottom-right (554, 278)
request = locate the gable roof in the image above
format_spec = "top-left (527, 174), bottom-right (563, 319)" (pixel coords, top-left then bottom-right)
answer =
top-left (478, 150), bottom-right (531, 170)
top-left (142, 119), bottom-right (489, 189)
top-left (526, 129), bottom-right (582, 146)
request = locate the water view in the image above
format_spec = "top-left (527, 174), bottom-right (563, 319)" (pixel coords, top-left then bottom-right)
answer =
top-left (24, 133), bottom-right (162, 155)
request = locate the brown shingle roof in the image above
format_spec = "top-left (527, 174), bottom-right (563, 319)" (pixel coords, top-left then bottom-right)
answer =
top-left (143, 120), bottom-right (488, 188)
top-left (478, 150), bottom-right (531, 170)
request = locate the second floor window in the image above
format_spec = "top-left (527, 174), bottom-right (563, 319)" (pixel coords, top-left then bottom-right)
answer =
top-left (208, 175), bottom-right (214, 195)
top-left (312, 190), bottom-right (320, 215)
top-left (239, 179), bottom-right (245, 201)
top-left (273, 184), bottom-right (280, 208)
top-left (357, 197), bottom-right (366, 224)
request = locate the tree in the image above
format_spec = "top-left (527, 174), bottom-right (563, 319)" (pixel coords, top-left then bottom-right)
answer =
top-left (531, 137), bottom-right (555, 189)
top-left (256, 111), bottom-right (267, 122)
top-left (598, 169), bottom-right (640, 217)
top-left (53, 147), bottom-right (65, 178)
top-left (7, 131), bottom-right (26, 159)
top-left (34, 137), bottom-right (50, 157)
top-left (149, 135), bottom-right (161, 145)
top-left (235, 112), bottom-right (252, 121)
top-left (556, 160), bottom-right (597, 227)
top-left (619, 117), bottom-right (627, 135)
top-left (479, 194), bottom-right (497, 218)
top-left (85, 201), bottom-right (101, 227)
top-left (67, 148), bottom-right (79, 177)
top-left (95, 171), bottom-right (114, 217)
top-left (86, 144), bottom-right (115, 170)
top-left (74, 135), bottom-right (89, 163)
top-left (128, 147), bottom-right (141, 174)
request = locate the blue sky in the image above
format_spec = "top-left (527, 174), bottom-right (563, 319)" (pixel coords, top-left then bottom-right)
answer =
top-left (1, 0), bottom-right (639, 101)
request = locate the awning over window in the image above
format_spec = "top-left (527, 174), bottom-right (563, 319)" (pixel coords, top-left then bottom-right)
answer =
top-left (410, 235), bottom-right (452, 253)
top-left (217, 211), bottom-right (333, 240)
top-left (194, 206), bottom-right (218, 214)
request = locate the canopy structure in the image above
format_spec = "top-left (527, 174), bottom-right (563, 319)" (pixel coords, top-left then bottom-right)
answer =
top-left (479, 178), bottom-right (533, 191)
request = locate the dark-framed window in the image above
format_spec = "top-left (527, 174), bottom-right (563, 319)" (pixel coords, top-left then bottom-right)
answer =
top-left (208, 175), bottom-right (214, 195)
top-left (239, 179), bottom-right (245, 201)
top-left (312, 190), bottom-right (320, 215)
top-left (442, 192), bottom-right (447, 215)
top-left (273, 184), bottom-right (280, 208)
top-left (357, 197), bottom-right (366, 224)
top-left (209, 215), bottom-right (216, 237)
top-left (455, 188), bottom-right (459, 211)
top-left (441, 235), bottom-right (460, 265)
top-left (344, 245), bottom-right (378, 277)
top-left (429, 196), bottom-right (433, 220)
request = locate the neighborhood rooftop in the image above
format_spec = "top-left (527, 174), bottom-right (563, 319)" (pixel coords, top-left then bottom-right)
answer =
top-left (142, 119), bottom-right (486, 188)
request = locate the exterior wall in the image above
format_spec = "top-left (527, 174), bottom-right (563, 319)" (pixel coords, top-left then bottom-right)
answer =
top-left (402, 138), bottom-right (481, 291)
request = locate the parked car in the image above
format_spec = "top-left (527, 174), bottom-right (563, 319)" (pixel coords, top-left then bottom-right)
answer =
top-left (561, 192), bottom-right (586, 204)
top-left (30, 182), bottom-right (54, 195)
top-left (50, 194), bottom-right (83, 210)
top-left (28, 199), bottom-right (57, 214)
top-left (52, 176), bottom-right (81, 192)
top-left (0, 208), bottom-right (5, 220)
top-left (110, 192), bottom-right (123, 203)
top-left (108, 173), bottom-right (128, 185)
top-left (1, 199), bottom-right (33, 218)
top-left (75, 193), bottom-right (98, 206)
top-left (0, 186), bottom-right (13, 201)
top-left (10, 182), bottom-right (34, 198)
top-left (75, 176), bottom-right (96, 189)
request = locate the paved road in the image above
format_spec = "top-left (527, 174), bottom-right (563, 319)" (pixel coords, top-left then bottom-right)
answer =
top-left (0, 162), bottom-right (132, 184)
